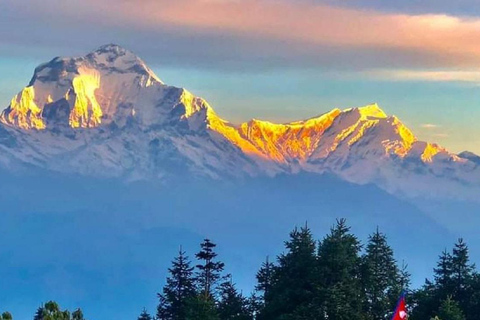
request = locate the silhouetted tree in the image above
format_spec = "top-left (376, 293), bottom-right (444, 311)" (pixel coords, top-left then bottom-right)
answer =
top-left (254, 256), bottom-right (275, 316)
top-left (31, 301), bottom-right (73, 320)
top-left (137, 308), bottom-right (153, 320)
top-left (436, 296), bottom-right (466, 320)
top-left (184, 294), bottom-right (219, 320)
top-left (1, 312), bottom-right (12, 320)
top-left (217, 275), bottom-right (252, 320)
top-left (361, 228), bottom-right (406, 320)
top-left (261, 224), bottom-right (319, 319)
top-left (451, 239), bottom-right (475, 312)
top-left (195, 239), bottom-right (225, 299)
top-left (71, 309), bottom-right (84, 320)
top-left (318, 219), bottom-right (365, 320)
top-left (157, 247), bottom-right (197, 320)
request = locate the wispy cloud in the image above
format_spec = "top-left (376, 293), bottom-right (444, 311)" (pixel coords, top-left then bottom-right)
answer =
top-left (418, 124), bottom-right (449, 140)
top-left (370, 70), bottom-right (480, 83)
top-left (421, 124), bottom-right (440, 129)
top-left (432, 133), bottom-right (450, 138)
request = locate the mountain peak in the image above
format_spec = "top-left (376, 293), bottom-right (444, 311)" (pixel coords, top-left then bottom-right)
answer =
top-left (86, 44), bottom-right (161, 82)
top-left (459, 151), bottom-right (480, 164)
top-left (1, 45), bottom-right (166, 130)
top-left (94, 43), bottom-right (130, 55)
top-left (88, 44), bottom-right (141, 66)
top-left (354, 103), bottom-right (387, 119)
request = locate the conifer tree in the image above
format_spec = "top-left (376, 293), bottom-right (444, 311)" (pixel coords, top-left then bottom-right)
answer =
top-left (255, 256), bottom-right (275, 315)
top-left (464, 273), bottom-right (480, 320)
top-left (412, 240), bottom-right (476, 320)
top-left (436, 296), bottom-right (466, 320)
top-left (217, 276), bottom-right (252, 320)
top-left (157, 247), bottom-right (197, 320)
top-left (1, 312), bottom-right (12, 320)
top-left (317, 219), bottom-right (364, 320)
top-left (361, 228), bottom-right (404, 320)
top-left (246, 292), bottom-right (262, 320)
top-left (33, 307), bottom-right (44, 320)
top-left (451, 239), bottom-right (474, 303)
top-left (399, 260), bottom-right (412, 292)
top-left (184, 294), bottom-right (219, 320)
top-left (434, 249), bottom-right (454, 299)
top-left (195, 239), bottom-right (225, 299)
top-left (138, 308), bottom-right (153, 320)
top-left (411, 279), bottom-right (436, 320)
top-left (32, 301), bottom-right (72, 320)
top-left (71, 309), bottom-right (84, 320)
top-left (411, 249), bottom-right (453, 320)
top-left (262, 225), bottom-right (319, 319)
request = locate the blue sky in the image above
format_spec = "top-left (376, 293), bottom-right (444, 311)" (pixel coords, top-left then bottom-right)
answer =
top-left (0, 0), bottom-right (479, 154)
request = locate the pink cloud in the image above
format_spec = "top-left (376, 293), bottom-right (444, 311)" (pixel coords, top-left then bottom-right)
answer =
top-left (80, 0), bottom-right (480, 66)
top-left (367, 69), bottom-right (480, 83)
top-left (4, 0), bottom-right (480, 69)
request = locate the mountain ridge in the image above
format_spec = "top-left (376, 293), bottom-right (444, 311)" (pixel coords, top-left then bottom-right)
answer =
top-left (0, 44), bottom-right (479, 201)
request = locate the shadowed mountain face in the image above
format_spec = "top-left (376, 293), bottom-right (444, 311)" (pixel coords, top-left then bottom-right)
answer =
top-left (0, 44), bottom-right (480, 201)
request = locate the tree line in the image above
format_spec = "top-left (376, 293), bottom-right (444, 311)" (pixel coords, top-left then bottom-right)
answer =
top-left (2, 219), bottom-right (479, 320)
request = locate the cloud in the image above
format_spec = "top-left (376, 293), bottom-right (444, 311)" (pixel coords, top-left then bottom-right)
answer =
top-left (418, 124), bottom-right (448, 140)
top-left (432, 133), bottom-right (449, 138)
top-left (314, 0), bottom-right (480, 16)
top-left (3, 0), bottom-right (480, 71)
top-left (421, 124), bottom-right (440, 129)
top-left (370, 70), bottom-right (480, 83)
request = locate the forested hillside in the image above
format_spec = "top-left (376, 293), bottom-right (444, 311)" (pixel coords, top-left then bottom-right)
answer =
top-left (2, 219), bottom-right (477, 320)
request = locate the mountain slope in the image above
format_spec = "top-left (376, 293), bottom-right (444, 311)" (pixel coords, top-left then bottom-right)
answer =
top-left (0, 45), bottom-right (273, 180)
top-left (0, 44), bottom-right (479, 200)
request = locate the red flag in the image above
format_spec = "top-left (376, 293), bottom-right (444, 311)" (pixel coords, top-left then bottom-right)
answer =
top-left (391, 291), bottom-right (407, 320)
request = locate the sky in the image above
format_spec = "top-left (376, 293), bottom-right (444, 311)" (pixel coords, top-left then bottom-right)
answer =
top-left (0, 0), bottom-right (479, 153)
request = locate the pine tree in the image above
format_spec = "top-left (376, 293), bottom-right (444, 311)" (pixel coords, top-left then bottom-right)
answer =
top-left (464, 273), bottom-right (480, 320)
top-left (414, 249), bottom-right (455, 320)
top-left (362, 228), bottom-right (405, 320)
top-left (1, 312), bottom-right (12, 320)
top-left (255, 256), bottom-right (275, 315)
top-left (195, 239), bottom-right (225, 299)
top-left (217, 276), bottom-right (252, 320)
top-left (436, 296), bottom-right (466, 320)
top-left (30, 301), bottom-right (79, 320)
top-left (71, 309), bottom-right (84, 320)
top-left (451, 239), bottom-right (474, 302)
top-left (317, 219), bottom-right (365, 320)
top-left (399, 261), bottom-right (412, 292)
top-left (184, 294), bottom-right (219, 320)
top-left (246, 292), bottom-right (262, 320)
top-left (434, 249), bottom-right (454, 299)
top-left (138, 308), bottom-right (153, 320)
top-left (411, 249), bottom-right (454, 320)
top-left (157, 247), bottom-right (197, 320)
top-left (412, 240), bottom-right (476, 320)
top-left (262, 224), bottom-right (319, 319)
top-left (411, 279), bottom-right (436, 320)
top-left (33, 306), bottom-right (44, 320)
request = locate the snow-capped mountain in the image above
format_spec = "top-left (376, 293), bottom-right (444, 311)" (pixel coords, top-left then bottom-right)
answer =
top-left (1, 44), bottom-right (479, 200)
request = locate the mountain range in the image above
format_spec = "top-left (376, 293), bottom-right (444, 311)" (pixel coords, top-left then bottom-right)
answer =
top-left (0, 44), bottom-right (479, 201)
top-left (2, 44), bottom-right (480, 320)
